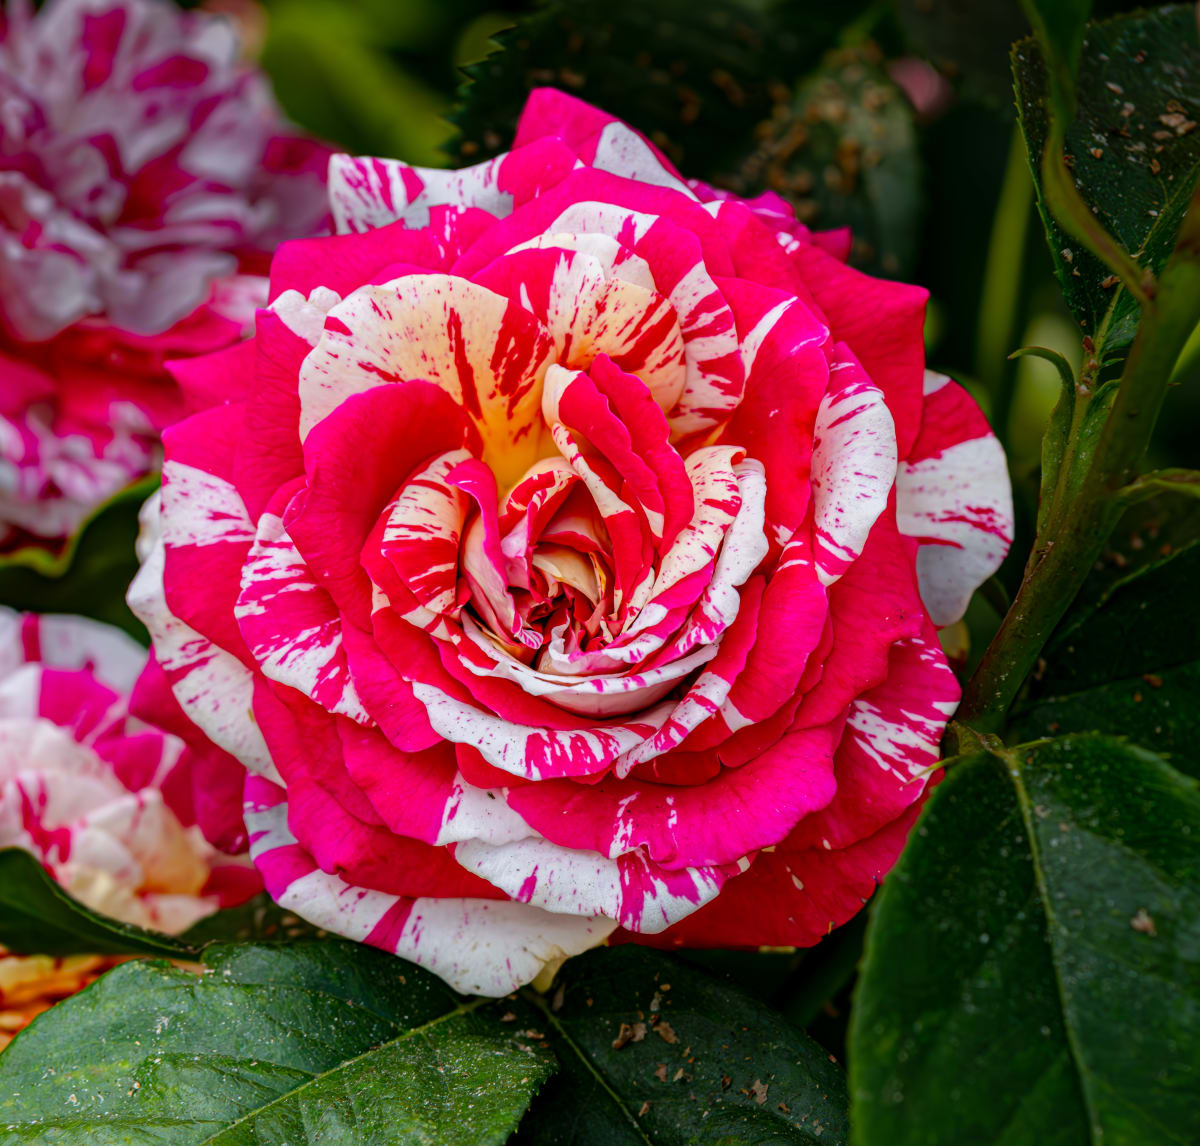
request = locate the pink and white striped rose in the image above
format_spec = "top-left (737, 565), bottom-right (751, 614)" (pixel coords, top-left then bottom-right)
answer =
top-left (130, 89), bottom-right (1013, 995)
top-left (0, 0), bottom-right (329, 552)
top-left (0, 609), bottom-right (256, 932)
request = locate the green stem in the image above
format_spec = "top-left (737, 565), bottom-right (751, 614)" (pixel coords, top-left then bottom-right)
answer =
top-left (959, 188), bottom-right (1200, 731)
top-left (975, 125), bottom-right (1034, 443)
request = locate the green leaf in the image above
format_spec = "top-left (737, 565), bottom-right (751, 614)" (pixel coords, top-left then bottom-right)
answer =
top-left (448, 0), bottom-right (855, 183)
top-left (1019, 0), bottom-right (1091, 122)
top-left (1036, 496), bottom-right (1200, 692)
top-left (1011, 661), bottom-right (1200, 778)
top-left (729, 45), bottom-right (922, 278)
top-left (1056, 375), bottom-right (1118, 507)
top-left (0, 941), bottom-right (554, 1145)
top-left (0, 848), bottom-right (193, 959)
top-left (0, 475), bottom-right (156, 640)
top-left (1121, 467), bottom-right (1200, 503)
top-left (1013, 5), bottom-right (1200, 362)
top-left (1012, 344), bottom-right (1076, 530)
top-left (1011, 496), bottom-right (1200, 765)
top-left (517, 945), bottom-right (847, 1145)
top-left (1010, 344), bottom-right (1076, 393)
top-left (851, 736), bottom-right (1200, 1146)
top-left (178, 894), bottom-right (327, 948)
top-left (0, 851), bottom-right (329, 960)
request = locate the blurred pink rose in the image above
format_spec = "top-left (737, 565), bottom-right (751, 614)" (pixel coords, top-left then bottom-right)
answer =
top-left (0, 608), bottom-right (258, 932)
top-left (0, 0), bottom-right (329, 552)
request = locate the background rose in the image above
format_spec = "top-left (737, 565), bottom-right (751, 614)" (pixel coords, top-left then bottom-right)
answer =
top-left (0, 0), bottom-right (330, 552)
top-left (0, 949), bottom-right (119, 1051)
top-left (130, 88), bottom-right (1012, 996)
top-left (0, 608), bottom-right (258, 931)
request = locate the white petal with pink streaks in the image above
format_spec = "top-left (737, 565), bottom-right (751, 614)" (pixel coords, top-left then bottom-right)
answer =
top-left (434, 773), bottom-right (530, 847)
top-left (298, 275), bottom-right (553, 484)
top-left (159, 463), bottom-right (256, 550)
top-left (535, 248), bottom-right (686, 412)
top-left (410, 678), bottom-right (676, 781)
top-left (811, 357), bottom-right (898, 587)
top-left (6, 611), bottom-right (146, 693)
top-left (271, 285), bottom-right (341, 346)
top-left (396, 897), bottom-right (615, 997)
top-left (842, 633), bottom-right (960, 782)
top-left (459, 614), bottom-right (717, 718)
top-left (128, 493), bottom-right (278, 781)
top-left (329, 153), bottom-right (515, 233)
top-left (591, 122), bottom-right (695, 197)
top-left (643, 447), bottom-right (746, 610)
top-left (246, 785), bottom-right (612, 996)
top-left (452, 835), bottom-right (734, 934)
top-left (896, 372), bottom-right (1014, 626)
top-left (665, 457), bottom-right (767, 660)
top-left (375, 449), bottom-right (472, 631)
top-left (236, 513), bottom-right (369, 723)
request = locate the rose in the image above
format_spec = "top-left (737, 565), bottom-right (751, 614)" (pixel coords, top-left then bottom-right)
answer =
top-left (0, 0), bottom-right (329, 551)
top-left (0, 608), bottom-right (257, 932)
top-left (130, 88), bottom-right (1013, 996)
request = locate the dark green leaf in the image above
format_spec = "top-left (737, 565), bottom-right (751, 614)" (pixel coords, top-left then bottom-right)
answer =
top-left (448, 0), bottom-right (855, 183)
top-left (1019, 0), bottom-right (1091, 121)
top-left (517, 945), bottom-right (847, 1145)
top-left (0, 848), bottom-right (192, 959)
top-left (1013, 5), bottom-right (1200, 361)
top-left (671, 949), bottom-right (799, 1004)
top-left (1012, 495), bottom-right (1200, 764)
top-left (1012, 344), bottom-right (1076, 530)
top-left (1011, 660), bottom-right (1200, 776)
top-left (0, 476), bottom-right (157, 640)
top-left (178, 894), bottom-right (327, 948)
top-left (0, 941), bottom-right (554, 1145)
top-left (777, 913), bottom-right (868, 1032)
top-left (1055, 376), bottom-right (1118, 510)
top-left (728, 45), bottom-right (922, 278)
top-left (1036, 496), bottom-right (1200, 691)
top-left (851, 736), bottom-right (1200, 1146)
top-left (1121, 467), bottom-right (1200, 503)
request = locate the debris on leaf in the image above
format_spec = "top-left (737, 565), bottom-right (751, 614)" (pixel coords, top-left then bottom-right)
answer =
top-left (612, 1020), bottom-right (648, 1049)
top-left (1131, 908), bottom-right (1157, 936)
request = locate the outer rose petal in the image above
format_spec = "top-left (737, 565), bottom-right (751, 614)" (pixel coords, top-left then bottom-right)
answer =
top-left (245, 775), bottom-right (616, 995)
top-left (896, 371), bottom-right (1014, 625)
top-left (810, 348), bottom-right (898, 586)
top-left (513, 87), bottom-right (695, 198)
top-left (128, 489), bottom-right (279, 784)
top-left (788, 242), bottom-right (927, 456)
top-left (328, 138), bottom-right (580, 233)
top-left (624, 799), bottom-right (924, 949)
